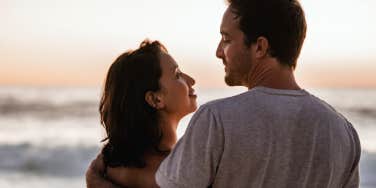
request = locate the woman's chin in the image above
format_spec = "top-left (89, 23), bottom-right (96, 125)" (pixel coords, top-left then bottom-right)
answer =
top-left (189, 105), bottom-right (198, 114)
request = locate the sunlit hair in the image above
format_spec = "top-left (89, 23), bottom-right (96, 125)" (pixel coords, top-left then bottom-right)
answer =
top-left (100, 39), bottom-right (168, 168)
top-left (227, 0), bottom-right (307, 68)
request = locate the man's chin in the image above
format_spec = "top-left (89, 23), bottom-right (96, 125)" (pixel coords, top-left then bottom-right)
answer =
top-left (225, 74), bottom-right (245, 86)
top-left (224, 76), bottom-right (241, 86)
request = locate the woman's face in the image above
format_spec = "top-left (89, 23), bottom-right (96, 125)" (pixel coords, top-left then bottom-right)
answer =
top-left (157, 52), bottom-right (197, 118)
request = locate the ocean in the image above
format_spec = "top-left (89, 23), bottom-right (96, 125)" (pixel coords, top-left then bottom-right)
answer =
top-left (0, 86), bottom-right (375, 187)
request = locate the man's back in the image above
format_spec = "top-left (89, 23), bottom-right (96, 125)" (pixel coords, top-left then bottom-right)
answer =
top-left (156, 87), bottom-right (360, 188)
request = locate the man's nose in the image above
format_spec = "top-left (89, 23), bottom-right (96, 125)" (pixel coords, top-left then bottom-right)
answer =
top-left (216, 41), bottom-right (223, 59)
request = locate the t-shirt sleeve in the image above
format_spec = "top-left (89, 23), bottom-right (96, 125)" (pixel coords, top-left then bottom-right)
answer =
top-left (343, 122), bottom-right (361, 188)
top-left (344, 165), bottom-right (359, 188)
top-left (156, 105), bottom-right (224, 188)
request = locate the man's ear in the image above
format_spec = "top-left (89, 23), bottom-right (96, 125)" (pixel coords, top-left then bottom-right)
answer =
top-left (254, 36), bottom-right (269, 58)
top-left (145, 91), bottom-right (164, 109)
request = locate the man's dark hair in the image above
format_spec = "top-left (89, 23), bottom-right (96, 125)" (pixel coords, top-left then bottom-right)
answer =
top-left (227, 0), bottom-right (307, 68)
top-left (100, 40), bottom-right (168, 168)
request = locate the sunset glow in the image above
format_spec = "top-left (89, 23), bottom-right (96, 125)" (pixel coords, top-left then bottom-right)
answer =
top-left (1, 0), bottom-right (375, 88)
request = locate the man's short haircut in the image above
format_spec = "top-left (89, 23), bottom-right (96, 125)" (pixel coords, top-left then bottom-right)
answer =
top-left (227, 0), bottom-right (307, 68)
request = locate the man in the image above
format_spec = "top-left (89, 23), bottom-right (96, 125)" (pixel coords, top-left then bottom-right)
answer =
top-left (87, 0), bottom-right (361, 187)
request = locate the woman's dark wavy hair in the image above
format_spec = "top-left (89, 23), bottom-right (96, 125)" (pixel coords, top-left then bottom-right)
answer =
top-left (100, 39), bottom-right (168, 168)
top-left (227, 0), bottom-right (307, 68)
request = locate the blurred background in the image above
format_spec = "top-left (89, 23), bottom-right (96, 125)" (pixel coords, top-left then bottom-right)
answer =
top-left (0, 0), bottom-right (375, 187)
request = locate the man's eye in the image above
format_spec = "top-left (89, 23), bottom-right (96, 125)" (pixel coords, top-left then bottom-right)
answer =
top-left (222, 38), bottom-right (230, 43)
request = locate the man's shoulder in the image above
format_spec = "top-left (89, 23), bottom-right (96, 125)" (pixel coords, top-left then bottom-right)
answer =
top-left (306, 93), bottom-right (345, 117)
top-left (302, 93), bottom-right (355, 130)
top-left (200, 90), bottom-right (256, 112)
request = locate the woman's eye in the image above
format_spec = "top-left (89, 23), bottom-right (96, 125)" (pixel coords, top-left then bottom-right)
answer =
top-left (176, 72), bottom-right (182, 79)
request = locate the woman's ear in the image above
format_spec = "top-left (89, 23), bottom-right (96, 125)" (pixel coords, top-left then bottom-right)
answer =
top-left (145, 91), bottom-right (164, 109)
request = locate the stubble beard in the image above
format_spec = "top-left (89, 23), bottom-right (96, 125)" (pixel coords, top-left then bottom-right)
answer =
top-left (224, 64), bottom-right (251, 87)
top-left (224, 70), bottom-right (244, 86)
top-left (224, 73), bottom-right (237, 86)
top-left (223, 50), bottom-right (253, 87)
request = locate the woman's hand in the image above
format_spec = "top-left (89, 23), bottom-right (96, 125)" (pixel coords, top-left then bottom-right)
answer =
top-left (86, 154), bottom-right (122, 188)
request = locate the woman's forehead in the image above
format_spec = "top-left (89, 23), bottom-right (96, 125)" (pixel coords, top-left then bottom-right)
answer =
top-left (160, 52), bottom-right (178, 70)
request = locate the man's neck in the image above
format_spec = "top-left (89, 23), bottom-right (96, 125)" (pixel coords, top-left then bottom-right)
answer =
top-left (246, 58), bottom-right (300, 90)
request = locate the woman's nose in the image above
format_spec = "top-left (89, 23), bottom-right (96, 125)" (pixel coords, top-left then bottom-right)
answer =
top-left (183, 73), bottom-right (195, 86)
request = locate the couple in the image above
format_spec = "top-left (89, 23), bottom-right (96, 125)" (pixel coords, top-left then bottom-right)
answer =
top-left (87, 0), bottom-right (361, 187)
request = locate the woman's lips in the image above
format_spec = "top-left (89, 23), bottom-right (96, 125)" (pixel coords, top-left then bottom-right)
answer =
top-left (189, 94), bottom-right (197, 98)
top-left (189, 89), bottom-right (197, 98)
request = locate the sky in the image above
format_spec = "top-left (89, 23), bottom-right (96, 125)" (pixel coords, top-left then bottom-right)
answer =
top-left (1, 0), bottom-right (375, 88)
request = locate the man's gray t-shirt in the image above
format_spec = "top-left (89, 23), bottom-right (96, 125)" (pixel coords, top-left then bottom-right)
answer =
top-left (156, 87), bottom-right (361, 188)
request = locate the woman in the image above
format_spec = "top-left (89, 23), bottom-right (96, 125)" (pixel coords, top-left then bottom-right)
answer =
top-left (98, 40), bottom-right (197, 187)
